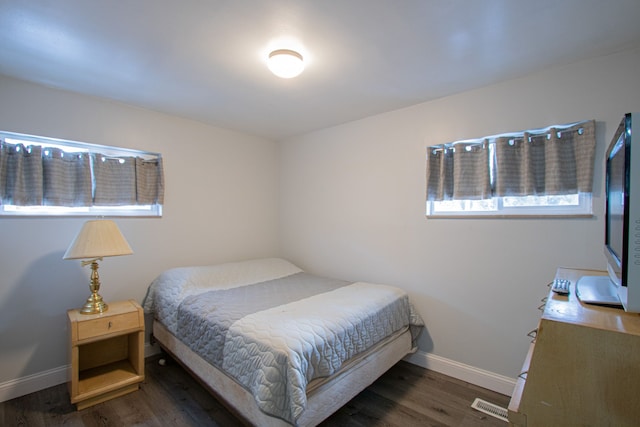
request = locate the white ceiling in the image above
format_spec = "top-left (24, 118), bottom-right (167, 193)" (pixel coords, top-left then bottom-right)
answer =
top-left (2, 1), bottom-right (640, 140)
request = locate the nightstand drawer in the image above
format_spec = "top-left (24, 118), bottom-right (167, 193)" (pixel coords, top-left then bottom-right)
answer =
top-left (77, 311), bottom-right (139, 341)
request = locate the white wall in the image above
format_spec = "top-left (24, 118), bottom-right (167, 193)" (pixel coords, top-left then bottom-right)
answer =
top-left (279, 47), bottom-right (640, 383)
top-left (3, 45), bottom-right (640, 401)
top-left (0, 76), bottom-right (280, 393)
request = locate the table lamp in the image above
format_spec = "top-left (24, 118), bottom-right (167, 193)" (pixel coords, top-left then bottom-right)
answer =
top-left (63, 219), bottom-right (133, 314)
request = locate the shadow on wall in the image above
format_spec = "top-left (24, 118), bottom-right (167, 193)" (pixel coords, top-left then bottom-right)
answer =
top-left (415, 321), bottom-right (434, 354)
top-left (0, 251), bottom-right (87, 381)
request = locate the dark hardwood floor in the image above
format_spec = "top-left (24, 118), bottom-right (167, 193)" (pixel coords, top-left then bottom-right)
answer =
top-left (0, 355), bottom-right (510, 426)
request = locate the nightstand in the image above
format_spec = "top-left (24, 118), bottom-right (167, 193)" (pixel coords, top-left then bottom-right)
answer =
top-left (67, 299), bottom-right (145, 410)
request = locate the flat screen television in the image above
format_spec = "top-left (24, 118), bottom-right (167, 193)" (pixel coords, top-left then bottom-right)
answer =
top-left (576, 113), bottom-right (640, 312)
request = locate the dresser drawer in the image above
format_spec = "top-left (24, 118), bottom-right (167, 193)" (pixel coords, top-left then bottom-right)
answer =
top-left (76, 311), bottom-right (140, 341)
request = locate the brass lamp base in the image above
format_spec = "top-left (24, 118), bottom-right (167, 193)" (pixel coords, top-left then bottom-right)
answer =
top-left (79, 258), bottom-right (109, 315)
top-left (80, 293), bottom-right (108, 314)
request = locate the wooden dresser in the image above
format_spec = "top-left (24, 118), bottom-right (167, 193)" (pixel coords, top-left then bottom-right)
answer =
top-left (508, 267), bottom-right (640, 426)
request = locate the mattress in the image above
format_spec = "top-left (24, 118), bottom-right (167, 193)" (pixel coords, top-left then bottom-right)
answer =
top-left (144, 258), bottom-right (424, 425)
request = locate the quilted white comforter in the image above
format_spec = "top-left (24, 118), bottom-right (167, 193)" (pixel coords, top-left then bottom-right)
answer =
top-left (144, 258), bottom-right (423, 425)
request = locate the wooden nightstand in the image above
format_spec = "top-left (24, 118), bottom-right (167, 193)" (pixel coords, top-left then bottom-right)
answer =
top-left (67, 299), bottom-right (145, 410)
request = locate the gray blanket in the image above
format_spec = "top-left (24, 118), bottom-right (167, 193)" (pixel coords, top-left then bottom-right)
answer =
top-left (177, 272), bottom-right (349, 368)
top-left (173, 272), bottom-right (423, 425)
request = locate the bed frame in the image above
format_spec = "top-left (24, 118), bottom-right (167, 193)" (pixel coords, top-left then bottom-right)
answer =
top-left (152, 320), bottom-right (414, 426)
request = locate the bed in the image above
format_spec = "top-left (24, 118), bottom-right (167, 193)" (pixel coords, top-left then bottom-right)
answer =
top-left (143, 258), bottom-right (424, 426)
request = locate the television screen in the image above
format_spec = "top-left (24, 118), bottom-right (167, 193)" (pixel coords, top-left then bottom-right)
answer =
top-left (606, 135), bottom-right (626, 268)
top-left (577, 113), bottom-right (640, 312)
top-left (602, 112), bottom-right (640, 312)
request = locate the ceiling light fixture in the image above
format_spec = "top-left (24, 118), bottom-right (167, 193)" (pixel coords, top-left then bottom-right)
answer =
top-left (268, 49), bottom-right (304, 78)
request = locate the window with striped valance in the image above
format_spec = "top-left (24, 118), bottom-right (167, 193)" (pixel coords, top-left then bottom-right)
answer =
top-left (426, 120), bottom-right (596, 217)
top-left (0, 131), bottom-right (164, 217)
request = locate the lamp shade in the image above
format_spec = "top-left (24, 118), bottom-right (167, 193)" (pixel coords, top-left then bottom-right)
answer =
top-left (63, 220), bottom-right (133, 260)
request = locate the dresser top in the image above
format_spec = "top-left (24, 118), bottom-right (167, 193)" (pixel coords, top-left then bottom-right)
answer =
top-left (545, 268), bottom-right (640, 336)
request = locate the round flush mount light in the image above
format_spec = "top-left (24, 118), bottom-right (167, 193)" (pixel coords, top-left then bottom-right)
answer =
top-left (268, 49), bottom-right (304, 78)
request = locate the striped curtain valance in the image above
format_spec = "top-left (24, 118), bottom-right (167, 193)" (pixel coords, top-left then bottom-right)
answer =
top-left (426, 120), bottom-right (596, 202)
top-left (0, 143), bottom-right (43, 206)
top-left (43, 148), bottom-right (92, 206)
top-left (92, 155), bottom-right (165, 206)
top-left (93, 155), bottom-right (137, 206)
top-left (135, 157), bottom-right (165, 205)
top-left (0, 133), bottom-right (164, 212)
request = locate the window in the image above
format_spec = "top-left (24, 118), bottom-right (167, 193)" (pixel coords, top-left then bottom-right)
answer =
top-left (428, 193), bottom-right (592, 217)
top-left (426, 120), bottom-right (595, 218)
top-left (0, 131), bottom-right (164, 217)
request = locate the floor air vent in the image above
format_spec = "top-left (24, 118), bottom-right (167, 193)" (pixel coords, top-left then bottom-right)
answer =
top-left (471, 398), bottom-right (509, 422)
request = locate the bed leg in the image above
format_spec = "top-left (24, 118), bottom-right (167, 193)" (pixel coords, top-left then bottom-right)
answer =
top-left (149, 333), bottom-right (170, 366)
top-left (157, 347), bottom-right (172, 366)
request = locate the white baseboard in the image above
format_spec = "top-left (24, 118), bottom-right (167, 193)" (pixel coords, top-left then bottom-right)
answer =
top-left (0, 342), bottom-right (162, 403)
top-left (404, 350), bottom-right (516, 396)
top-left (0, 364), bottom-right (69, 403)
top-left (1, 346), bottom-right (515, 403)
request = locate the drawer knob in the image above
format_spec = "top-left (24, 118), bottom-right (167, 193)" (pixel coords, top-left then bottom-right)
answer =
top-left (108, 321), bottom-right (112, 329)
